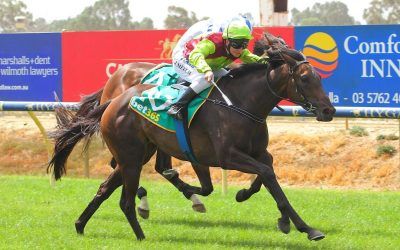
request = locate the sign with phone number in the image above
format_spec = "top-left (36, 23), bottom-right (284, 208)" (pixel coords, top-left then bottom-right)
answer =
top-left (295, 25), bottom-right (400, 108)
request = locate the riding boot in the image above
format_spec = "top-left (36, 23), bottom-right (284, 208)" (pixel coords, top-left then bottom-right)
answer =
top-left (167, 87), bottom-right (197, 120)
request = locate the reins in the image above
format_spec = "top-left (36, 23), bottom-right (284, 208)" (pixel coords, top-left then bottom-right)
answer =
top-left (201, 50), bottom-right (317, 123)
top-left (205, 98), bottom-right (265, 124)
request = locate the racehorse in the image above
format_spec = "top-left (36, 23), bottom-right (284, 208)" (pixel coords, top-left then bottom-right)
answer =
top-left (50, 32), bottom-right (283, 223)
top-left (50, 44), bottom-right (336, 241)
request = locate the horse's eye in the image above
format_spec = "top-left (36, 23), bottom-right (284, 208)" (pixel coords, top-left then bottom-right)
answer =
top-left (300, 75), bottom-right (308, 82)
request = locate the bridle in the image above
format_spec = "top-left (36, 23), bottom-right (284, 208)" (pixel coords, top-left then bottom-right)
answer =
top-left (204, 50), bottom-right (318, 124)
top-left (265, 52), bottom-right (317, 113)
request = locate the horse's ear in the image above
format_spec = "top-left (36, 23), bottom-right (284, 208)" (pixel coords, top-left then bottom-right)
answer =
top-left (262, 32), bottom-right (276, 47)
top-left (262, 32), bottom-right (289, 49)
top-left (253, 39), bottom-right (270, 57)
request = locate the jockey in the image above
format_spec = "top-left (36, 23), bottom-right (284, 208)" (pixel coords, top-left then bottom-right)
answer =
top-left (172, 15), bottom-right (254, 60)
top-left (168, 19), bottom-right (267, 120)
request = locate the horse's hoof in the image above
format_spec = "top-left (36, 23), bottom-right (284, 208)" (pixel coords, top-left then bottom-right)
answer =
top-left (192, 203), bottom-right (206, 213)
top-left (75, 221), bottom-right (84, 235)
top-left (136, 234), bottom-right (146, 241)
top-left (235, 189), bottom-right (248, 202)
top-left (137, 207), bottom-right (150, 219)
top-left (277, 218), bottom-right (290, 234)
top-left (307, 229), bottom-right (325, 241)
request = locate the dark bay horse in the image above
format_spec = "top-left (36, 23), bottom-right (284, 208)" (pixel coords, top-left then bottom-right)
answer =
top-left (50, 33), bottom-right (283, 223)
top-left (50, 46), bottom-right (335, 241)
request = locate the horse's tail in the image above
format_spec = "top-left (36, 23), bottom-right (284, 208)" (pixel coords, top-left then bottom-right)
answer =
top-left (55, 88), bottom-right (104, 128)
top-left (47, 100), bottom-right (111, 180)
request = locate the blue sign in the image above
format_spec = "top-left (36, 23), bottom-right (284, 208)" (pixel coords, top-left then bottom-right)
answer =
top-left (0, 33), bottom-right (62, 101)
top-left (295, 25), bottom-right (400, 107)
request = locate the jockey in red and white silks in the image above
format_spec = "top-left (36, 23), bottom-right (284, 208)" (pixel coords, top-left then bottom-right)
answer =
top-left (168, 18), bottom-right (268, 120)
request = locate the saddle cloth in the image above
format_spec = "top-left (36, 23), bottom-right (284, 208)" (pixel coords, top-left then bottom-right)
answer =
top-left (129, 64), bottom-right (214, 132)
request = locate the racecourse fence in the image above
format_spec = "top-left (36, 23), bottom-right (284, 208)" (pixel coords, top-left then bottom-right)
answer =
top-left (1, 102), bottom-right (399, 191)
top-left (1, 101), bottom-right (400, 119)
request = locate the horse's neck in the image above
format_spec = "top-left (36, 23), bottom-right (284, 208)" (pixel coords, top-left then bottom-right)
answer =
top-left (218, 69), bottom-right (284, 119)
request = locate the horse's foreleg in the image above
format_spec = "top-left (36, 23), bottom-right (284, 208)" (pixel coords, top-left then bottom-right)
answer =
top-left (258, 152), bottom-right (291, 234)
top-left (185, 164), bottom-right (214, 213)
top-left (235, 152), bottom-right (291, 234)
top-left (75, 167), bottom-right (122, 235)
top-left (155, 150), bottom-right (202, 196)
top-left (222, 149), bottom-right (324, 241)
top-left (236, 152), bottom-right (273, 202)
top-left (192, 164), bottom-right (213, 196)
top-left (236, 176), bottom-right (262, 202)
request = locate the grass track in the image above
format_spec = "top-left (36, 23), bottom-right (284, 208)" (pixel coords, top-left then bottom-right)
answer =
top-left (0, 175), bottom-right (399, 249)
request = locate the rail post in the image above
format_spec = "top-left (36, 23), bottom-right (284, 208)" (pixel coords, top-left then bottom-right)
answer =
top-left (27, 111), bottom-right (55, 186)
top-left (221, 169), bottom-right (228, 195)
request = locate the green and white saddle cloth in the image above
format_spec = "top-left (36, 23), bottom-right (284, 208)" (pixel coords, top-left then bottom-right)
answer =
top-left (129, 64), bottom-right (214, 132)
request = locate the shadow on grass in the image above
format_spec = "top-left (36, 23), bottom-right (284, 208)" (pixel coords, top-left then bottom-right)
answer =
top-left (89, 232), bottom-right (133, 240)
top-left (87, 231), bottom-right (320, 249)
top-left (157, 235), bottom-right (320, 249)
top-left (152, 217), bottom-right (269, 231)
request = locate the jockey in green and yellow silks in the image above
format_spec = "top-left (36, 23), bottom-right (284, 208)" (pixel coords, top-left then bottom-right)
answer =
top-left (168, 20), bottom-right (268, 120)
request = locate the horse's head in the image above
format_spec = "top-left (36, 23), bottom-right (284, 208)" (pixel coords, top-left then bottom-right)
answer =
top-left (268, 47), bottom-right (336, 122)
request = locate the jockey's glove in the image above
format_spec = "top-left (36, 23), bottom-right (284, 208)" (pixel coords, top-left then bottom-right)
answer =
top-left (257, 57), bottom-right (270, 65)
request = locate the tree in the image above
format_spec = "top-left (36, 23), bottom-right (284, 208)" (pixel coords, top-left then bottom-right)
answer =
top-left (164, 6), bottom-right (199, 29)
top-left (363, 0), bottom-right (400, 24)
top-left (291, 1), bottom-right (358, 26)
top-left (31, 17), bottom-right (49, 32)
top-left (47, 0), bottom-right (154, 31)
top-left (132, 17), bottom-right (154, 30)
top-left (0, 0), bottom-right (33, 32)
top-left (48, 0), bottom-right (154, 31)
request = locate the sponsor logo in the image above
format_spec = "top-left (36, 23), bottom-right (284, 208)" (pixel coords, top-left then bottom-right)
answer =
top-left (131, 100), bottom-right (161, 122)
top-left (302, 32), bottom-right (339, 79)
top-left (159, 34), bottom-right (181, 59)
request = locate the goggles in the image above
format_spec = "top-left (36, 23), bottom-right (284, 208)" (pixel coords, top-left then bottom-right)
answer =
top-left (229, 39), bottom-right (249, 49)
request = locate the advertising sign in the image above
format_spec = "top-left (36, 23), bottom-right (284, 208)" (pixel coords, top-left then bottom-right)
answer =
top-left (0, 33), bottom-right (62, 101)
top-left (296, 25), bottom-right (400, 107)
top-left (62, 27), bottom-right (294, 102)
top-left (62, 30), bottom-right (185, 101)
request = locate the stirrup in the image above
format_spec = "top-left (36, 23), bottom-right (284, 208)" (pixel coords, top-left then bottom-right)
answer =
top-left (167, 105), bottom-right (184, 120)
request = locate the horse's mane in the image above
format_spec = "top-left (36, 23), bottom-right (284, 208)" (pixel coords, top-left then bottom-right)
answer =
top-left (253, 32), bottom-right (306, 69)
top-left (267, 47), bottom-right (306, 68)
top-left (228, 46), bottom-right (306, 78)
top-left (228, 63), bottom-right (269, 78)
top-left (281, 49), bottom-right (306, 61)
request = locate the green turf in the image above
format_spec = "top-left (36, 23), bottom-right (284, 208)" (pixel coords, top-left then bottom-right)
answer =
top-left (0, 175), bottom-right (399, 250)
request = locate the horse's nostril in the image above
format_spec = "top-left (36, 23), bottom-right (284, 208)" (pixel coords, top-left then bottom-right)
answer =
top-left (323, 108), bottom-right (333, 115)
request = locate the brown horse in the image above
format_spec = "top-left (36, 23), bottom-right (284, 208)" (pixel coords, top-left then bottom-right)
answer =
top-left (52, 63), bottom-right (213, 217)
top-left (50, 45), bottom-right (335, 241)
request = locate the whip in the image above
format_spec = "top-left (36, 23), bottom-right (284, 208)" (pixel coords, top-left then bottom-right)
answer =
top-left (210, 80), bottom-right (233, 106)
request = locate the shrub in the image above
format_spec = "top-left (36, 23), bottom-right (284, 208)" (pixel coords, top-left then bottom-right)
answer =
top-left (376, 135), bottom-right (385, 140)
top-left (376, 134), bottom-right (399, 141)
top-left (350, 126), bottom-right (368, 137)
top-left (376, 145), bottom-right (397, 157)
top-left (385, 134), bottom-right (399, 140)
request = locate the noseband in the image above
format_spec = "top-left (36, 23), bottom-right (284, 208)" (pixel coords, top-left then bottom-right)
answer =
top-left (266, 58), bottom-right (317, 113)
